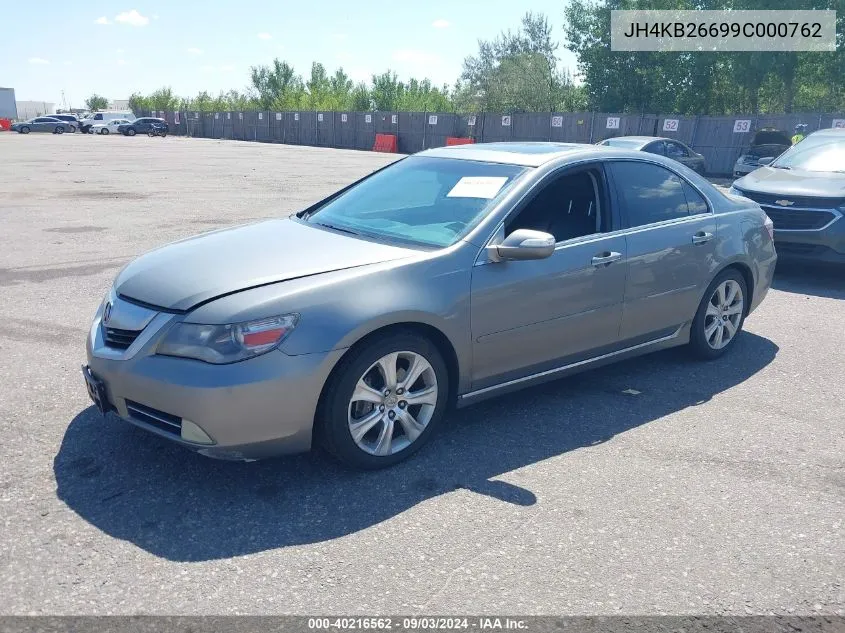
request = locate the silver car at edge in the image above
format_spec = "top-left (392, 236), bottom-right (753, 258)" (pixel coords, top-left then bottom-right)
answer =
top-left (83, 142), bottom-right (777, 469)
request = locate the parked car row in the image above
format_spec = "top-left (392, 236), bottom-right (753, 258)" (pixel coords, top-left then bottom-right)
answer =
top-left (10, 112), bottom-right (169, 137)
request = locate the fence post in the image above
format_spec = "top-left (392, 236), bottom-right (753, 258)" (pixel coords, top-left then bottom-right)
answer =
top-left (480, 111), bottom-right (485, 143)
top-left (423, 110), bottom-right (428, 150)
top-left (589, 111), bottom-right (596, 143)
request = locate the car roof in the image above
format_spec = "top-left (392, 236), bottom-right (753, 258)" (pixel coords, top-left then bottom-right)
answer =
top-left (418, 141), bottom-right (684, 167)
top-left (419, 142), bottom-right (606, 167)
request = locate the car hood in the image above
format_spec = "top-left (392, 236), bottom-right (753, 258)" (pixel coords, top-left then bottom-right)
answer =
top-left (743, 143), bottom-right (790, 157)
top-left (114, 218), bottom-right (419, 312)
top-left (736, 167), bottom-right (845, 198)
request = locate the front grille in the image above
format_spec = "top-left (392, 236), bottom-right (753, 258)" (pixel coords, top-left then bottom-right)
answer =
top-left (125, 400), bottom-right (182, 436)
top-left (103, 326), bottom-right (142, 350)
top-left (761, 207), bottom-right (837, 231)
top-left (775, 242), bottom-right (826, 255)
top-left (742, 191), bottom-right (845, 210)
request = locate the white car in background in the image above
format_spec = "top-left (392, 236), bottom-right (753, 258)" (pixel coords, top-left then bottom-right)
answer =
top-left (91, 118), bottom-right (133, 135)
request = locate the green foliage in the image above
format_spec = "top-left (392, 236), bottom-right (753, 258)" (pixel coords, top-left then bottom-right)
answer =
top-left (564, 0), bottom-right (845, 114)
top-left (85, 94), bottom-right (109, 111)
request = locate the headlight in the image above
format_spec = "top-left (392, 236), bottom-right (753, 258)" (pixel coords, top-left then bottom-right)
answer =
top-left (157, 314), bottom-right (299, 364)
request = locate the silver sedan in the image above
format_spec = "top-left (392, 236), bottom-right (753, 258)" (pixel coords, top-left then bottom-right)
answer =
top-left (10, 117), bottom-right (72, 134)
top-left (83, 142), bottom-right (777, 468)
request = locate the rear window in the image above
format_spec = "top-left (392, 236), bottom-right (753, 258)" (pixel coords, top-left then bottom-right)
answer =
top-left (601, 138), bottom-right (646, 149)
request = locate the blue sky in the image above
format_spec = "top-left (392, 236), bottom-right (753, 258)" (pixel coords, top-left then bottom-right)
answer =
top-left (1, 0), bottom-right (578, 107)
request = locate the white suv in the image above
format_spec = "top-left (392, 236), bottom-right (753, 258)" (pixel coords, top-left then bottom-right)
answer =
top-left (79, 111), bottom-right (135, 134)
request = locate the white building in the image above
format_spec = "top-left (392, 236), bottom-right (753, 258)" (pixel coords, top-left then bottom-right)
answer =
top-left (16, 100), bottom-right (56, 119)
top-left (109, 99), bottom-right (130, 111)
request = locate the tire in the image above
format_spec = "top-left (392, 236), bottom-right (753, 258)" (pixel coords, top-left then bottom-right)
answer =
top-left (20, 126), bottom-right (30, 134)
top-left (101, 128), bottom-right (109, 135)
top-left (69, 125), bottom-right (76, 133)
top-left (126, 128), bottom-right (136, 136)
top-left (317, 330), bottom-right (450, 469)
top-left (689, 268), bottom-right (748, 360)
top-left (161, 130), bottom-right (167, 137)
top-left (55, 126), bottom-right (64, 134)
top-left (82, 126), bottom-right (91, 134)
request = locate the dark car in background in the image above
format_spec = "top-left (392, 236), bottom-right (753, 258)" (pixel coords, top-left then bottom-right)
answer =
top-left (51, 114), bottom-right (80, 132)
top-left (597, 136), bottom-right (707, 174)
top-left (733, 128), bottom-right (792, 177)
top-left (730, 128), bottom-right (845, 265)
top-left (118, 117), bottom-right (168, 136)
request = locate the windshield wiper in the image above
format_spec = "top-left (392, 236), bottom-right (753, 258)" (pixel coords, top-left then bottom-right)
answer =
top-left (770, 164), bottom-right (791, 170)
top-left (310, 221), bottom-right (360, 236)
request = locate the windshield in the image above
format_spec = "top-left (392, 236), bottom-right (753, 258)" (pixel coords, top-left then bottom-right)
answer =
top-left (771, 135), bottom-right (845, 172)
top-left (304, 156), bottom-right (528, 247)
top-left (601, 138), bottom-right (646, 149)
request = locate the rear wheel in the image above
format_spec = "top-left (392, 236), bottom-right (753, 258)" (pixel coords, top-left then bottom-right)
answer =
top-left (126, 128), bottom-right (136, 136)
top-left (101, 128), bottom-right (109, 135)
top-left (55, 126), bottom-right (64, 134)
top-left (689, 269), bottom-right (748, 360)
top-left (318, 331), bottom-right (450, 469)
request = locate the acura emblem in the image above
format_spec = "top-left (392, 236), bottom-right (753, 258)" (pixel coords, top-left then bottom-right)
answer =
top-left (774, 199), bottom-right (795, 206)
top-left (103, 301), bottom-right (113, 324)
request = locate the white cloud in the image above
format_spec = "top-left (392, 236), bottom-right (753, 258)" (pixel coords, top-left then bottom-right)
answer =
top-left (219, 64), bottom-right (235, 72)
top-left (94, 16), bottom-right (111, 25)
top-left (257, 32), bottom-right (272, 40)
top-left (152, 13), bottom-right (159, 19)
top-left (63, 61), bottom-right (73, 66)
top-left (187, 47), bottom-right (203, 55)
top-left (117, 59), bottom-right (127, 66)
top-left (116, 48), bottom-right (125, 53)
top-left (28, 57), bottom-right (49, 65)
top-left (432, 19), bottom-right (450, 28)
top-left (115, 9), bottom-right (149, 26)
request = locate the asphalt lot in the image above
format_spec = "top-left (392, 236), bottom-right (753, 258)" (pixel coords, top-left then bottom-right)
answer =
top-left (0, 133), bottom-right (842, 616)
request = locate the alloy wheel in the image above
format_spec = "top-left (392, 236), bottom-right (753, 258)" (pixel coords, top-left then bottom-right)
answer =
top-left (704, 279), bottom-right (744, 350)
top-left (347, 350), bottom-right (438, 456)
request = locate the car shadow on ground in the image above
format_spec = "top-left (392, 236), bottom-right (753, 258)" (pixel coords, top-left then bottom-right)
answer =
top-left (772, 261), bottom-right (844, 300)
top-left (55, 332), bottom-right (778, 562)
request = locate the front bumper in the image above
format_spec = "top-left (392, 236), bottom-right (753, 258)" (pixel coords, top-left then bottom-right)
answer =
top-left (85, 302), bottom-right (345, 460)
top-left (733, 162), bottom-right (757, 177)
top-left (774, 214), bottom-right (845, 265)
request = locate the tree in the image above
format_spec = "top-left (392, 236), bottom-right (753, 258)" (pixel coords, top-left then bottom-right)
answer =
top-left (250, 59), bottom-right (303, 109)
top-left (85, 94), bottom-right (109, 111)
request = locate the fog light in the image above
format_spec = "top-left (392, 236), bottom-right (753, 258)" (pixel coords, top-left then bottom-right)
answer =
top-left (180, 419), bottom-right (214, 445)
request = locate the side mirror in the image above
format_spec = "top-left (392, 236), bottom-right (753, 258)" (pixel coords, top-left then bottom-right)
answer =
top-left (757, 156), bottom-right (774, 166)
top-left (487, 229), bottom-right (555, 262)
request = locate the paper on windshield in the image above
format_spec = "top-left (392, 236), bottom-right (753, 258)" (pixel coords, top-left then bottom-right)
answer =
top-left (447, 176), bottom-right (509, 199)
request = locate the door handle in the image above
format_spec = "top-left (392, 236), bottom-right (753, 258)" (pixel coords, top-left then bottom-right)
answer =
top-left (591, 251), bottom-right (622, 267)
top-left (692, 231), bottom-right (714, 245)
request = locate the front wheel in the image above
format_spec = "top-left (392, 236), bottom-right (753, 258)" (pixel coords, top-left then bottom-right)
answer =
top-left (101, 128), bottom-right (109, 135)
top-left (19, 126), bottom-right (30, 134)
top-left (318, 331), bottom-right (450, 469)
top-left (689, 269), bottom-right (748, 360)
top-left (55, 126), bottom-right (64, 134)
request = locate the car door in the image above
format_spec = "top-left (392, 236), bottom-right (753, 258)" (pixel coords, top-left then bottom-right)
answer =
top-left (135, 118), bottom-right (149, 133)
top-left (607, 160), bottom-right (716, 343)
top-left (469, 162), bottom-right (628, 389)
top-left (33, 118), bottom-right (52, 132)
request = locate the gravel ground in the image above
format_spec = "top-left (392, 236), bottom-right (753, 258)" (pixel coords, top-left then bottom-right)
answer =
top-left (0, 133), bottom-right (842, 616)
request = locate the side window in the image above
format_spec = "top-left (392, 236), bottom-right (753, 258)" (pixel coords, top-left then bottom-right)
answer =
top-left (505, 168), bottom-right (605, 243)
top-left (34, 118), bottom-right (49, 123)
top-left (666, 142), bottom-right (689, 158)
top-left (644, 141), bottom-right (665, 156)
top-left (681, 181), bottom-right (709, 215)
top-left (610, 162), bottom-right (690, 227)
top-left (94, 113), bottom-right (103, 120)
